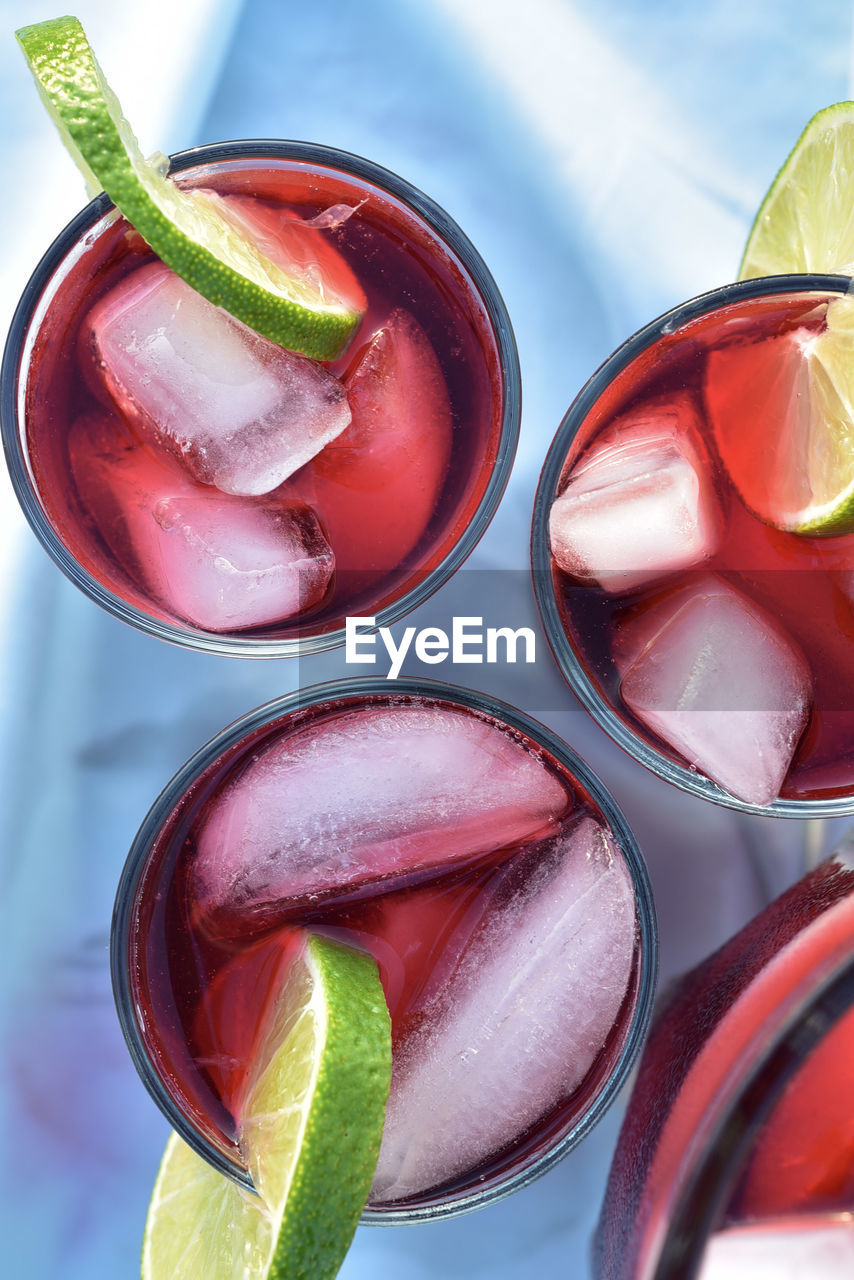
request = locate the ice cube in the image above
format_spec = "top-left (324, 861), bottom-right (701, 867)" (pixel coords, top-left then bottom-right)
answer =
top-left (69, 413), bottom-right (334, 631)
top-left (85, 262), bottom-right (351, 496)
top-left (619, 576), bottom-right (811, 806)
top-left (699, 1218), bottom-right (854, 1280)
top-left (192, 704), bottom-right (569, 928)
top-left (371, 817), bottom-right (636, 1201)
top-left (550, 395), bottom-right (719, 592)
top-left (288, 308), bottom-right (452, 582)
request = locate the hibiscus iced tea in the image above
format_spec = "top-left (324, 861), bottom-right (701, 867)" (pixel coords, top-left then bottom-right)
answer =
top-left (533, 275), bottom-right (854, 812)
top-left (3, 142), bottom-right (518, 653)
top-left (111, 679), bottom-right (656, 1219)
top-left (596, 844), bottom-right (854, 1280)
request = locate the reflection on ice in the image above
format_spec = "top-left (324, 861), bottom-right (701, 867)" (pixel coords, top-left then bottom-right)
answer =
top-left (550, 396), bottom-right (719, 592)
top-left (620, 576), bottom-right (811, 806)
top-left (193, 704), bottom-right (569, 927)
top-left (87, 262), bottom-right (351, 496)
top-left (372, 816), bottom-right (636, 1201)
top-left (70, 413), bottom-right (334, 631)
top-left (700, 1216), bottom-right (854, 1280)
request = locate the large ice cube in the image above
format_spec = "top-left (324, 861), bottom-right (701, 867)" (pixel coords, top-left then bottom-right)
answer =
top-left (371, 817), bottom-right (636, 1201)
top-left (69, 413), bottom-right (334, 631)
top-left (550, 395), bottom-right (719, 592)
top-left (192, 705), bottom-right (569, 928)
top-left (288, 308), bottom-right (452, 582)
top-left (619, 576), bottom-right (811, 806)
top-left (699, 1218), bottom-right (854, 1280)
top-left (85, 262), bottom-right (351, 496)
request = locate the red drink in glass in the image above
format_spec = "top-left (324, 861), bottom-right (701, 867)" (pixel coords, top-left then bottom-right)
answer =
top-left (3, 142), bottom-right (518, 655)
top-left (596, 844), bottom-right (854, 1279)
top-left (533, 276), bottom-right (854, 813)
top-left (112, 679), bottom-right (657, 1221)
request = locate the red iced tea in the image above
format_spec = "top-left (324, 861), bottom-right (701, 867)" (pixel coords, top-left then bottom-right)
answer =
top-left (596, 850), bottom-right (854, 1280)
top-left (540, 283), bottom-right (854, 808)
top-left (114, 684), bottom-right (653, 1218)
top-left (12, 145), bottom-right (510, 647)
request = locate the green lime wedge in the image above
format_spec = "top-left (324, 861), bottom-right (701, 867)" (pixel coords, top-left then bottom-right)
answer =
top-left (707, 295), bottom-right (854, 536)
top-left (739, 101), bottom-right (854, 279)
top-left (794, 297), bottom-right (854, 533)
top-left (16, 16), bottom-right (362, 360)
top-left (141, 934), bottom-right (391, 1280)
top-left (721, 101), bottom-right (854, 534)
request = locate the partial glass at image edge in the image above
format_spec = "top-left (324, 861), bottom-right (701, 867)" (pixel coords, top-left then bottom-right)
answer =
top-left (595, 840), bottom-right (854, 1280)
top-left (1, 140), bottom-right (520, 657)
top-left (110, 676), bottom-right (658, 1224)
top-left (532, 273), bottom-right (854, 817)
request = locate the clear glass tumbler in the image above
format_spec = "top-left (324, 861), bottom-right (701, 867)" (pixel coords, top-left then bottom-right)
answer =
top-left (532, 273), bottom-right (854, 816)
top-left (2, 140), bottom-right (520, 656)
top-left (596, 839), bottom-right (854, 1279)
top-left (111, 676), bottom-right (657, 1222)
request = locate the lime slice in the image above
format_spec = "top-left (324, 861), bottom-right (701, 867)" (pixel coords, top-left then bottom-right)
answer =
top-left (16, 16), bottom-right (362, 360)
top-left (141, 934), bottom-right (391, 1280)
top-left (739, 101), bottom-right (854, 279)
top-left (706, 296), bottom-right (854, 536)
top-left (721, 101), bottom-right (854, 534)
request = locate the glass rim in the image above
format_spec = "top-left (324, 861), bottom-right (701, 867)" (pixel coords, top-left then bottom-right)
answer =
top-left (1, 137), bottom-right (521, 659)
top-left (110, 674), bottom-right (658, 1224)
top-left (531, 271), bottom-right (854, 818)
top-left (650, 917), bottom-right (854, 1279)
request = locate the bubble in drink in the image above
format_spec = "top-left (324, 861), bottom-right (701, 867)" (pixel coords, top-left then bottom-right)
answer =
top-left (548, 395), bottom-right (719, 592)
top-left (372, 816), bottom-right (635, 1200)
top-left (193, 704), bottom-right (569, 928)
top-left (69, 413), bottom-right (334, 631)
top-left (86, 261), bottom-right (352, 497)
top-left (619, 576), bottom-right (812, 807)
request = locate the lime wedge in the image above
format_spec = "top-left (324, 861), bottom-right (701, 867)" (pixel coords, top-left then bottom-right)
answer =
top-left (141, 934), bottom-right (391, 1280)
top-left (739, 101), bottom-right (854, 279)
top-left (16, 16), bottom-right (362, 360)
top-left (719, 101), bottom-right (854, 534)
top-left (706, 296), bottom-right (854, 536)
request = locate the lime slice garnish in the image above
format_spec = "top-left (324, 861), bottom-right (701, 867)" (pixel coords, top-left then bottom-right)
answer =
top-left (16, 16), bottom-right (362, 360)
top-left (796, 298), bottom-right (854, 533)
top-left (706, 296), bottom-right (854, 536)
top-left (739, 101), bottom-right (854, 279)
top-left (141, 934), bottom-right (391, 1280)
top-left (716, 101), bottom-right (854, 534)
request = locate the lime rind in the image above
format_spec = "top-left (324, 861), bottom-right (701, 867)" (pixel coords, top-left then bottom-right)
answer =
top-left (141, 935), bottom-right (391, 1280)
top-left (265, 937), bottom-right (391, 1277)
top-left (739, 101), bottom-right (854, 280)
top-left (16, 16), bottom-right (103, 198)
top-left (16, 16), bottom-right (361, 359)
